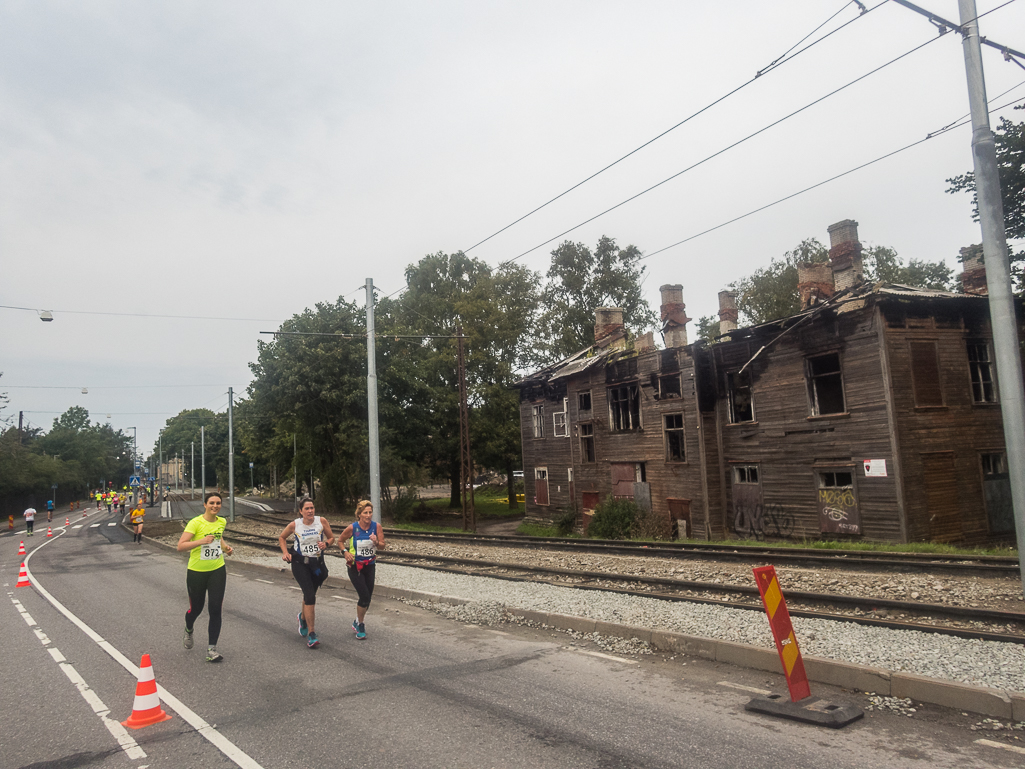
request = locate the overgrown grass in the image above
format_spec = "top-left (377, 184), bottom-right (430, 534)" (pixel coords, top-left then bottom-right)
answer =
top-left (516, 522), bottom-right (560, 537)
top-left (422, 495), bottom-right (523, 518)
top-left (389, 522), bottom-right (468, 534)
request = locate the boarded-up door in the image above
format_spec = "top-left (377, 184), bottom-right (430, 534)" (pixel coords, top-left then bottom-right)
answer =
top-left (611, 463), bottom-right (636, 498)
top-left (731, 465), bottom-right (761, 536)
top-left (534, 468), bottom-right (549, 506)
top-left (982, 453), bottom-right (1013, 533)
top-left (668, 498), bottom-right (691, 539)
top-left (581, 491), bottom-right (600, 535)
top-left (922, 453), bottom-right (961, 542)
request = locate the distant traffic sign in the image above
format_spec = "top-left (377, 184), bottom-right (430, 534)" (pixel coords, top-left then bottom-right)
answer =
top-left (129, 476), bottom-right (142, 488)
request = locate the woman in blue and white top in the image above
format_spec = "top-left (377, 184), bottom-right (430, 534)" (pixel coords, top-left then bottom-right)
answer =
top-left (278, 497), bottom-right (336, 649)
top-left (339, 499), bottom-right (386, 640)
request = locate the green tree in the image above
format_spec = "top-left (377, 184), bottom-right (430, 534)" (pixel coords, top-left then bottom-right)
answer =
top-left (862, 245), bottom-right (953, 290)
top-left (531, 236), bottom-right (658, 367)
top-left (695, 315), bottom-right (720, 344)
top-left (946, 113), bottom-right (1025, 292)
top-left (731, 238), bottom-right (827, 325)
top-left (155, 409), bottom-right (227, 491)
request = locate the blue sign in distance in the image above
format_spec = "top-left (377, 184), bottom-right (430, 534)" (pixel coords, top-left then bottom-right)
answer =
top-left (129, 476), bottom-right (142, 487)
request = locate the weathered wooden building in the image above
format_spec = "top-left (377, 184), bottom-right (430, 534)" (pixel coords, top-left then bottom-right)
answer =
top-left (515, 220), bottom-right (1019, 544)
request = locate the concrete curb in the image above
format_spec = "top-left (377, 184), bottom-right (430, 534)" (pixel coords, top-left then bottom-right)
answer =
top-left (136, 535), bottom-right (1025, 720)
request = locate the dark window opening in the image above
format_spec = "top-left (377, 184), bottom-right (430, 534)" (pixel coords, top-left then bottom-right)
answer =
top-left (664, 414), bottom-right (685, 461)
top-left (910, 341), bottom-right (943, 407)
top-left (819, 470), bottom-right (853, 488)
top-left (531, 404), bottom-right (544, 438)
top-left (807, 353), bottom-right (845, 415)
top-left (578, 390), bottom-right (592, 412)
top-left (609, 384), bottom-right (641, 431)
top-left (982, 452), bottom-right (1007, 477)
top-left (658, 374), bottom-right (682, 399)
top-left (968, 341), bottom-right (997, 403)
top-left (727, 371), bottom-right (754, 423)
top-left (734, 466), bottom-right (759, 484)
top-left (580, 423), bottom-right (595, 463)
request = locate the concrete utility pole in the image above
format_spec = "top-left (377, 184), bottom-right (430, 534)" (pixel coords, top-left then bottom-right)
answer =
top-left (191, 442), bottom-right (195, 500)
top-left (159, 434), bottom-right (163, 490)
top-left (293, 432), bottom-right (298, 512)
top-left (366, 278), bottom-right (381, 524)
top-left (228, 387), bottom-right (235, 522)
top-left (958, 0), bottom-right (1025, 590)
top-left (201, 425), bottom-right (206, 499)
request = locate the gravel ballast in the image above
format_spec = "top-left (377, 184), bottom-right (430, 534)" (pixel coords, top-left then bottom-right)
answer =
top-left (229, 548), bottom-right (1025, 694)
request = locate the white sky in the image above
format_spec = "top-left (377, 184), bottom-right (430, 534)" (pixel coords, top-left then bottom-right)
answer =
top-left (2, 0), bottom-right (1023, 454)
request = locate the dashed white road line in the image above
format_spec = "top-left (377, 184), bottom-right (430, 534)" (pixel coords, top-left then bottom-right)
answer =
top-left (255, 579), bottom-right (274, 584)
top-left (9, 593), bottom-right (146, 761)
top-left (718, 681), bottom-right (773, 695)
top-left (575, 650), bottom-right (639, 665)
top-left (89, 523), bottom-right (101, 528)
top-left (23, 528), bottom-right (265, 769)
top-left (975, 739), bottom-right (1025, 755)
top-left (107, 522), bottom-right (117, 527)
top-left (72, 525), bottom-right (83, 529)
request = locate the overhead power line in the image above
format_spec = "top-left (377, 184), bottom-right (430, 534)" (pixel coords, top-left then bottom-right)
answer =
top-left (641, 87), bottom-right (1025, 260)
top-left (0, 304), bottom-right (283, 322)
top-left (461, 0), bottom-right (883, 255)
top-left (499, 29), bottom-right (947, 267)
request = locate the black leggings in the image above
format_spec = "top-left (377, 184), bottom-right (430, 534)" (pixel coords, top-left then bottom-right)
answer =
top-left (185, 566), bottom-right (226, 645)
top-left (291, 556), bottom-right (328, 605)
top-left (26, 520), bottom-right (34, 534)
top-left (347, 562), bottom-right (376, 608)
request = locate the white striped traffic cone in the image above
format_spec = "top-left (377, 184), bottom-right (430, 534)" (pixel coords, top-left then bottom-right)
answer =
top-left (121, 654), bottom-right (172, 729)
top-left (65, 517), bottom-right (69, 526)
top-left (46, 527), bottom-right (53, 538)
top-left (18, 541), bottom-right (25, 555)
top-left (16, 562), bottom-right (30, 588)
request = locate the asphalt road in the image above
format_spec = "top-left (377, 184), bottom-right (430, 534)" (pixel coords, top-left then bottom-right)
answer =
top-left (2, 508), bottom-right (1022, 769)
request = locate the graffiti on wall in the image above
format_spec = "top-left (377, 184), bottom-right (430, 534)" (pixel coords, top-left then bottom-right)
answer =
top-left (734, 503), bottom-right (795, 541)
top-left (817, 488), bottom-right (860, 535)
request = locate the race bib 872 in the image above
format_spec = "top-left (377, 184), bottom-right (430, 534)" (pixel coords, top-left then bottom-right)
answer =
top-left (200, 539), bottom-right (222, 560)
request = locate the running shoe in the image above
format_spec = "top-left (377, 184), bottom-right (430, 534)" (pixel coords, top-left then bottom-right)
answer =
top-left (298, 611), bottom-right (308, 637)
top-left (183, 627), bottom-right (194, 650)
top-left (352, 619), bottom-right (359, 635)
top-left (356, 623), bottom-right (366, 640)
top-left (206, 647), bottom-right (223, 663)
top-left (307, 632), bottom-right (319, 649)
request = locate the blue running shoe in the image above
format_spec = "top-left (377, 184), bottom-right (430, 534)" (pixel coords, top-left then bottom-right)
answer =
top-left (307, 632), bottom-right (319, 649)
top-left (356, 623), bottom-right (366, 640)
top-left (298, 612), bottom-right (308, 637)
top-left (352, 619), bottom-right (359, 635)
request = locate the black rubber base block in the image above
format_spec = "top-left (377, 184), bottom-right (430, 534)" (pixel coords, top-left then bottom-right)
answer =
top-left (745, 694), bottom-right (864, 729)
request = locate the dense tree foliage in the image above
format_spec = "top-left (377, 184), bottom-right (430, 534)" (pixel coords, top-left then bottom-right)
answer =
top-left (731, 239), bottom-right (953, 326)
top-left (153, 409), bottom-right (228, 490)
top-left (0, 395), bottom-right (135, 516)
top-left (946, 113), bottom-right (1025, 291)
top-left (530, 236), bottom-right (658, 367)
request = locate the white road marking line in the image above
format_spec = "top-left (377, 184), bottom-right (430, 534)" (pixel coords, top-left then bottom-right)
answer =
top-left (975, 739), bottom-right (1025, 755)
top-left (289, 586), bottom-right (302, 591)
top-left (255, 579), bottom-right (274, 584)
top-left (23, 534), bottom-right (266, 769)
top-left (20, 610), bottom-right (36, 626)
top-left (107, 522), bottom-right (116, 527)
top-left (486, 630), bottom-right (509, 636)
top-left (90, 523), bottom-right (101, 528)
top-left (7, 594), bottom-right (146, 760)
top-left (575, 650), bottom-right (639, 665)
top-left (718, 681), bottom-right (773, 695)
top-left (72, 525), bottom-right (83, 529)
top-left (330, 595), bottom-right (355, 601)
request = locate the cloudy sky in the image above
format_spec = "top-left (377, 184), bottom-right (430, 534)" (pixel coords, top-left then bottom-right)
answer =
top-left (2, 0), bottom-right (1023, 455)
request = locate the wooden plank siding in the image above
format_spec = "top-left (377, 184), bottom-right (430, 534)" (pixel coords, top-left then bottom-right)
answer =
top-left (518, 346), bottom-right (708, 532)
top-left (882, 303), bottom-right (1008, 544)
top-left (713, 306), bottom-right (902, 543)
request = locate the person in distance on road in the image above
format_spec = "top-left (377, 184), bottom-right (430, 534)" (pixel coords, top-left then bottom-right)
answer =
top-left (176, 492), bottom-right (234, 663)
top-left (23, 506), bottom-right (36, 537)
top-left (339, 499), bottom-right (385, 640)
top-left (278, 497), bottom-right (336, 649)
top-left (130, 499), bottom-right (146, 543)
top-left (46, 499), bottom-right (54, 523)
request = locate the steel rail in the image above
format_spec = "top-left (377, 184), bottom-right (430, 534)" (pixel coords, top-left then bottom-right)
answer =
top-left (217, 527), bottom-right (1025, 645)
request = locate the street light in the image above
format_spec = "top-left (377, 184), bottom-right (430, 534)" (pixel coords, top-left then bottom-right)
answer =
top-left (127, 427), bottom-right (137, 496)
top-left (38, 310), bottom-right (53, 322)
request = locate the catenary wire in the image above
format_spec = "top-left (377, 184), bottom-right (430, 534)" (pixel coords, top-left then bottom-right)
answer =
top-left (641, 88), bottom-right (1025, 260)
top-left (461, 1), bottom-right (885, 256)
top-left (498, 30), bottom-right (948, 267)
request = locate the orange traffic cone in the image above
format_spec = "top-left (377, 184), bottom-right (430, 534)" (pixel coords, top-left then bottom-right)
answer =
top-left (46, 527), bottom-right (53, 538)
top-left (16, 563), bottom-right (30, 588)
top-left (82, 510), bottom-right (87, 518)
top-left (121, 654), bottom-right (172, 729)
top-left (65, 517), bottom-right (70, 526)
top-left (18, 541), bottom-right (25, 555)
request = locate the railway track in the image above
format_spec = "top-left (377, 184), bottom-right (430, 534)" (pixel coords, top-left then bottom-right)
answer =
top-left (213, 521), bottom-right (1025, 646)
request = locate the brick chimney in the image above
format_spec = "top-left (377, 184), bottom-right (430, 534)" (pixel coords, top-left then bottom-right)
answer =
top-left (827, 219), bottom-right (864, 291)
top-left (594, 307), bottom-right (626, 348)
top-left (960, 244), bottom-right (987, 295)
top-left (718, 290), bottom-right (738, 336)
top-left (660, 283), bottom-right (690, 348)
top-left (633, 331), bottom-right (655, 352)
top-left (797, 262), bottom-right (834, 310)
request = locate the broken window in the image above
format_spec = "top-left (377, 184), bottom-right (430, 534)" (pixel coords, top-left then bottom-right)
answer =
top-left (734, 465), bottom-right (759, 484)
top-left (578, 390), bottom-right (592, 412)
top-left (658, 374), bottom-right (681, 399)
top-left (817, 469), bottom-right (859, 535)
top-left (553, 398), bottom-right (568, 437)
top-left (534, 467), bottom-right (549, 505)
top-left (807, 353), bottom-right (846, 415)
top-left (608, 384), bottom-right (641, 431)
top-left (664, 413), bottom-right (685, 462)
top-left (909, 341), bottom-right (943, 407)
top-left (531, 404), bottom-right (544, 438)
top-left (579, 423), bottom-right (595, 462)
top-left (727, 371), bottom-right (754, 423)
top-left (968, 340), bottom-right (997, 403)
